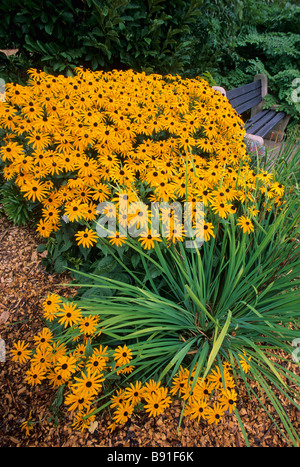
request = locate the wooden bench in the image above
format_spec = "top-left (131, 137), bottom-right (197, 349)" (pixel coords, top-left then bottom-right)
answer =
top-left (213, 74), bottom-right (290, 146)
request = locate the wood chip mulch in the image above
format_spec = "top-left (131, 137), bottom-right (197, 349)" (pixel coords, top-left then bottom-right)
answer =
top-left (0, 213), bottom-right (299, 447)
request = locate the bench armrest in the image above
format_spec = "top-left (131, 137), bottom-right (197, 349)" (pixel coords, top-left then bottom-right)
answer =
top-left (251, 74), bottom-right (268, 117)
top-left (212, 86), bottom-right (227, 97)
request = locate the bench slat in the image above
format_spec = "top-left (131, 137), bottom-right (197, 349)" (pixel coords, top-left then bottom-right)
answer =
top-left (234, 95), bottom-right (262, 114)
top-left (245, 109), bottom-right (286, 137)
top-left (256, 112), bottom-right (286, 138)
top-left (245, 110), bottom-right (271, 133)
top-left (229, 87), bottom-right (261, 109)
top-left (226, 80), bottom-right (261, 101)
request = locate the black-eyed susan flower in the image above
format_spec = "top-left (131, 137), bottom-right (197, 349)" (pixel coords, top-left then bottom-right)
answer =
top-left (108, 232), bottom-right (126, 247)
top-left (207, 364), bottom-right (230, 390)
top-left (25, 364), bottom-right (47, 386)
top-left (26, 130), bottom-right (51, 151)
top-left (183, 397), bottom-right (208, 422)
top-left (138, 230), bottom-right (162, 250)
top-left (86, 353), bottom-right (107, 374)
top-left (0, 141), bottom-right (24, 161)
top-left (194, 221), bottom-right (215, 242)
top-left (112, 400), bottom-right (134, 425)
top-left (55, 355), bottom-right (78, 380)
top-left (21, 179), bottom-right (49, 202)
top-left (41, 206), bottom-right (60, 225)
top-left (236, 215), bottom-right (254, 234)
top-left (143, 386), bottom-right (172, 417)
top-left (33, 327), bottom-right (53, 349)
top-left (64, 199), bottom-right (85, 222)
top-left (239, 351), bottom-right (251, 373)
top-left (42, 293), bottom-right (62, 312)
top-left (204, 402), bottom-right (226, 425)
top-left (117, 364), bottom-right (135, 375)
top-left (11, 340), bottom-right (32, 364)
top-left (248, 205), bottom-right (259, 217)
top-left (57, 302), bottom-right (82, 328)
top-left (72, 369), bottom-right (105, 398)
top-left (78, 315), bottom-right (100, 336)
top-left (110, 388), bottom-right (127, 409)
top-left (75, 228), bottom-right (98, 248)
top-left (47, 368), bottom-right (66, 388)
top-left (113, 344), bottom-right (133, 366)
top-left (219, 388), bottom-right (238, 414)
top-left (30, 346), bottom-right (53, 371)
top-left (65, 390), bottom-right (94, 412)
top-left (124, 381), bottom-right (143, 406)
top-left (71, 407), bottom-right (97, 432)
top-left (20, 411), bottom-right (35, 436)
top-left (142, 379), bottom-right (162, 398)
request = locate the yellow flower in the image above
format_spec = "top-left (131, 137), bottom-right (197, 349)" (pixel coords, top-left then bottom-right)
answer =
top-left (239, 351), bottom-right (251, 373)
top-left (65, 390), bottom-right (94, 412)
top-left (11, 340), bottom-right (31, 364)
top-left (71, 407), bottom-right (97, 432)
top-left (36, 218), bottom-right (53, 238)
top-left (108, 232), bottom-right (126, 247)
top-left (78, 315), bottom-right (100, 336)
top-left (143, 386), bottom-right (172, 417)
top-left (20, 411), bottom-right (35, 436)
top-left (248, 205), bottom-right (259, 217)
top-left (86, 353), bottom-right (108, 374)
top-left (183, 397), bottom-right (208, 422)
top-left (204, 402), bottom-right (226, 425)
top-left (72, 369), bottom-right (105, 398)
top-left (30, 346), bottom-right (53, 371)
top-left (236, 215), bottom-right (254, 234)
top-left (33, 327), bottom-right (53, 349)
top-left (25, 365), bottom-right (47, 386)
top-left (110, 389), bottom-right (126, 409)
top-left (75, 228), bottom-right (98, 248)
top-left (64, 200), bottom-right (86, 222)
top-left (138, 230), bottom-right (162, 250)
top-left (113, 400), bottom-right (134, 425)
top-left (57, 302), bottom-right (82, 328)
top-left (124, 381), bottom-right (143, 405)
top-left (55, 354), bottom-right (78, 380)
top-left (219, 388), bottom-right (238, 414)
top-left (113, 345), bottom-right (133, 366)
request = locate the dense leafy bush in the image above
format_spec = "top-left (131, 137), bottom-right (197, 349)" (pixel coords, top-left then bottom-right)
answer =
top-left (0, 0), bottom-right (202, 75)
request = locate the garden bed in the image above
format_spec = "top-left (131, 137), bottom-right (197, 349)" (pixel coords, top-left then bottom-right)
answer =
top-left (0, 213), bottom-right (299, 447)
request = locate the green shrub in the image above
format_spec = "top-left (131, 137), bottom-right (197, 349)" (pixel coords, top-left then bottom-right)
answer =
top-left (0, 0), bottom-right (202, 75)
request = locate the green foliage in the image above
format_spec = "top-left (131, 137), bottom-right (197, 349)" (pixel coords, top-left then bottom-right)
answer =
top-left (0, 0), bottom-right (203, 76)
top-left (0, 52), bottom-right (32, 85)
top-left (0, 180), bottom-right (39, 226)
top-left (223, 32), bottom-right (300, 131)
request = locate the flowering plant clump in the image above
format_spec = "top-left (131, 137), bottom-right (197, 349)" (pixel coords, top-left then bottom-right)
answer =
top-left (11, 293), bottom-right (251, 433)
top-left (4, 69), bottom-right (300, 444)
top-left (0, 67), bottom-right (285, 252)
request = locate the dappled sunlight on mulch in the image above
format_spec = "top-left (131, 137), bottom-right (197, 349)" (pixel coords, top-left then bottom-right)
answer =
top-left (0, 213), bottom-right (299, 447)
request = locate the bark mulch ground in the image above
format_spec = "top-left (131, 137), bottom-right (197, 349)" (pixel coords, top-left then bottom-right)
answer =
top-left (0, 213), bottom-right (299, 447)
